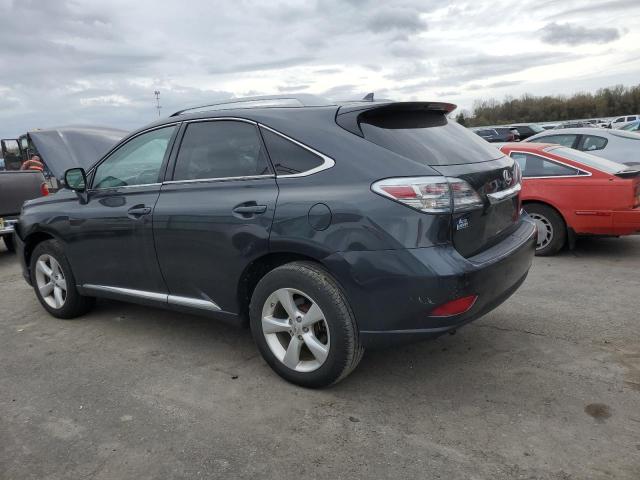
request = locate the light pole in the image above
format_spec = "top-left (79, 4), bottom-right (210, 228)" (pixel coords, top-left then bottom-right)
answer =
top-left (154, 90), bottom-right (161, 117)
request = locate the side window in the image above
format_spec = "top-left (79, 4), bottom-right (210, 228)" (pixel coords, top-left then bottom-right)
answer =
top-left (509, 152), bottom-right (581, 177)
top-left (581, 135), bottom-right (608, 151)
top-left (93, 126), bottom-right (176, 189)
top-left (173, 121), bottom-right (271, 181)
top-left (530, 134), bottom-right (577, 148)
top-left (260, 127), bottom-right (324, 175)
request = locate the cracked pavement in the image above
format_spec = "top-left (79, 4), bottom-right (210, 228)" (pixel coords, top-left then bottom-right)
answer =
top-left (1, 236), bottom-right (639, 479)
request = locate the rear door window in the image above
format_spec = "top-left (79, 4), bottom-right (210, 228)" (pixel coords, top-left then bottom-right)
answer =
top-left (173, 121), bottom-right (272, 181)
top-left (509, 152), bottom-right (581, 177)
top-left (529, 134), bottom-right (578, 148)
top-left (580, 135), bottom-right (608, 151)
top-left (260, 127), bottom-right (324, 175)
top-left (358, 109), bottom-right (502, 166)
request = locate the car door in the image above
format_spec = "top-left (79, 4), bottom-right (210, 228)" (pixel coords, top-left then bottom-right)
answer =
top-left (67, 124), bottom-right (179, 298)
top-left (153, 119), bottom-right (278, 316)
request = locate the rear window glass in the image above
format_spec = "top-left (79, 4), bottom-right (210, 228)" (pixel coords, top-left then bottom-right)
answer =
top-left (529, 134), bottom-right (577, 147)
top-left (547, 147), bottom-right (626, 174)
top-left (359, 110), bottom-right (503, 166)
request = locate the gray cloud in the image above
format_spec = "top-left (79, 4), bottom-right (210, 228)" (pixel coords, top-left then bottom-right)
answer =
top-left (366, 7), bottom-right (427, 34)
top-left (540, 22), bottom-right (621, 46)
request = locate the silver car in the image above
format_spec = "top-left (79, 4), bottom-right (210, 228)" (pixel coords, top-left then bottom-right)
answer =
top-left (525, 127), bottom-right (640, 166)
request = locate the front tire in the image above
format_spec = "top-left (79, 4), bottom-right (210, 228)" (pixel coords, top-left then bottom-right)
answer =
top-left (525, 203), bottom-right (566, 256)
top-left (30, 239), bottom-right (94, 319)
top-left (249, 261), bottom-right (364, 388)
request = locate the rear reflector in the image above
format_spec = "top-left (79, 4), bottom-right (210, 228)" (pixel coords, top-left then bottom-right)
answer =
top-left (429, 295), bottom-right (477, 317)
top-left (40, 183), bottom-right (49, 196)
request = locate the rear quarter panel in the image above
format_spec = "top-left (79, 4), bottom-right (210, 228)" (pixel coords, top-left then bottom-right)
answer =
top-left (522, 176), bottom-right (632, 234)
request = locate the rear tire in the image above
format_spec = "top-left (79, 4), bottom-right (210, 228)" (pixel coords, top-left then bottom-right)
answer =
top-left (249, 261), bottom-right (364, 388)
top-left (3, 235), bottom-right (15, 253)
top-left (525, 203), bottom-right (566, 256)
top-left (30, 239), bottom-right (94, 319)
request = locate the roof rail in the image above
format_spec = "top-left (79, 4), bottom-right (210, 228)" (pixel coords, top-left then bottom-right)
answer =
top-left (170, 94), bottom-right (333, 117)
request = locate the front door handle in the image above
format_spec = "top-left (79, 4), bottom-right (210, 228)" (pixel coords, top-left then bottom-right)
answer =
top-left (232, 205), bottom-right (267, 214)
top-left (127, 205), bottom-right (152, 218)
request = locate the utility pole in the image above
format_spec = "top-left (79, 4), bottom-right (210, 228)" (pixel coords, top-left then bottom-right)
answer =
top-left (154, 90), bottom-right (161, 117)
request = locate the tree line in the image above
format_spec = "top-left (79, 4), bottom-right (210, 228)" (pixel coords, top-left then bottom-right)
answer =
top-left (457, 84), bottom-right (640, 127)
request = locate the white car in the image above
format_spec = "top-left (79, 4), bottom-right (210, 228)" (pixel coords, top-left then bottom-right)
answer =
top-left (525, 127), bottom-right (640, 166)
top-left (610, 114), bottom-right (639, 128)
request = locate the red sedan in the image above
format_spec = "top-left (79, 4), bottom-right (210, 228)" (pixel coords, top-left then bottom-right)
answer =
top-left (499, 143), bottom-right (640, 255)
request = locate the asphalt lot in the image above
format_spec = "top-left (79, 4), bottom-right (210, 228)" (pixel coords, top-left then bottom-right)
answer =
top-left (1, 238), bottom-right (639, 480)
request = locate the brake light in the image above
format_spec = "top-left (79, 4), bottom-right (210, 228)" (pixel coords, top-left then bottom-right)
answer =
top-left (372, 176), bottom-right (483, 213)
top-left (429, 295), bottom-right (478, 317)
top-left (634, 182), bottom-right (640, 208)
top-left (40, 183), bottom-right (49, 196)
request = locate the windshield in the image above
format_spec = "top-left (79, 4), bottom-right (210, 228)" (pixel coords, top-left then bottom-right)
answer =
top-left (548, 146), bottom-right (627, 174)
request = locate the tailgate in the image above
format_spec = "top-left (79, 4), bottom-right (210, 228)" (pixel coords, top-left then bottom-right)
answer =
top-left (433, 157), bottom-right (521, 257)
top-left (0, 171), bottom-right (45, 216)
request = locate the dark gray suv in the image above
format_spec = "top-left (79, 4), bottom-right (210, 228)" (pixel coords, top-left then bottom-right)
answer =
top-left (15, 95), bottom-right (536, 387)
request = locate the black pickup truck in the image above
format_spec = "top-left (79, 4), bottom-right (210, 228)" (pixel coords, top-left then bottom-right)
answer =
top-left (1, 126), bottom-right (126, 252)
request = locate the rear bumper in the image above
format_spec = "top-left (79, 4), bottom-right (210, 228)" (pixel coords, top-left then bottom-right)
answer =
top-left (326, 216), bottom-right (537, 348)
top-left (0, 218), bottom-right (18, 236)
top-left (611, 208), bottom-right (640, 234)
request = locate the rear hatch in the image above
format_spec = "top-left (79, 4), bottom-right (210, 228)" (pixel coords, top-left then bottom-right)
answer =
top-left (337, 102), bottom-right (521, 257)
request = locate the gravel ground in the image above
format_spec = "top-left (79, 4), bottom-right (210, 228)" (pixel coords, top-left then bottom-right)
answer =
top-left (1, 237), bottom-right (639, 479)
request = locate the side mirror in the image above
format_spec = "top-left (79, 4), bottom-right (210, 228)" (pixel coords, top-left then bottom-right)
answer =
top-left (64, 168), bottom-right (87, 192)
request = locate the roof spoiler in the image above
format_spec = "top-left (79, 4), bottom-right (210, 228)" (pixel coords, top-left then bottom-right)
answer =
top-left (335, 101), bottom-right (457, 137)
top-left (614, 169), bottom-right (640, 178)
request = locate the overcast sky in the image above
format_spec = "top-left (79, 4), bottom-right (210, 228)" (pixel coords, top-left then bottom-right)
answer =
top-left (1, 0), bottom-right (639, 137)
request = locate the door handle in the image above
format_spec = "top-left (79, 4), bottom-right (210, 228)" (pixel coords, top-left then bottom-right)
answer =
top-left (127, 206), bottom-right (151, 218)
top-left (232, 205), bottom-right (267, 214)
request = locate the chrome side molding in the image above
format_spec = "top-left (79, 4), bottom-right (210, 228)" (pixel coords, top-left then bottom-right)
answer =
top-left (167, 295), bottom-right (221, 312)
top-left (82, 285), bottom-right (221, 311)
top-left (83, 284), bottom-right (167, 301)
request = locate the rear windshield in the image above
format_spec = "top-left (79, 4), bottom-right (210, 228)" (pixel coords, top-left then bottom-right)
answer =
top-left (548, 146), bottom-right (626, 174)
top-left (359, 110), bottom-right (503, 166)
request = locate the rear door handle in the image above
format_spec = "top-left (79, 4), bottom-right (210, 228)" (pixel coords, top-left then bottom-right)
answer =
top-left (127, 206), bottom-right (152, 218)
top-left (232, 205), bottom-right (267, 214)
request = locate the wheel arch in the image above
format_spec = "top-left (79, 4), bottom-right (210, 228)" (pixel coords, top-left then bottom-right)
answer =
top-left (23, 230), bottom-right (57, 270)
top-left (237, 251), bottom-right (329, 325)
top-left (522, 199), bottom-right (569, 227)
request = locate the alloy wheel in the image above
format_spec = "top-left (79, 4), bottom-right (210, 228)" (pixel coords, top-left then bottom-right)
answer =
top-left (529, 212), bottom-right (554, 250)
top-left (34, 254), bottom-right (67, 309)
top-left (261, 288), bottom-right (330, 373)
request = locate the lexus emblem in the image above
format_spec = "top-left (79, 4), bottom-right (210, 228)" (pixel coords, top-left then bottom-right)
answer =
top-left (503, 169), bottom-right (513, 185)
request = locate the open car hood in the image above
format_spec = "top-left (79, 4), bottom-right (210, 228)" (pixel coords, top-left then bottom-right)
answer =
top-left (28, 126), bottom-right (127, 179)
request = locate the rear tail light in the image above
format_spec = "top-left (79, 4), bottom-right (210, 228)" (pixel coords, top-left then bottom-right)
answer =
top-left (429, 295), bottom-right (478, 317)
top-left (634, 183), bottom-right (640, 208)
top-left (372, 176), bottom-right (483, 213)
top-left (40, 182), bottom-right (49, 196)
